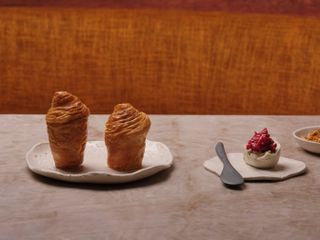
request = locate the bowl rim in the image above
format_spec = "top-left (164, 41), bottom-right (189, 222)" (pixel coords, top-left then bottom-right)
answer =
top-left (293, 125), bottom-right (320, 145)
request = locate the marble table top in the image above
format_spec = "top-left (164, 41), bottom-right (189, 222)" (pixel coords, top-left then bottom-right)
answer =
top-left (1, 115), bottom-right (320, 240)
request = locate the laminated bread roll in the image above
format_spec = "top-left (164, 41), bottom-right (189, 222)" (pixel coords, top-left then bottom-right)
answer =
top-left (46, 91), bottom-right (90, 169)
top-left (105, 103), bottom-right (151, 172)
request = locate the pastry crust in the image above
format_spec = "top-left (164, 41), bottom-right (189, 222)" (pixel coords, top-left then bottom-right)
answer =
top-left (46, 91), bottom-right (90, 169)
top-left (105, 103), bottom-right (151, 172)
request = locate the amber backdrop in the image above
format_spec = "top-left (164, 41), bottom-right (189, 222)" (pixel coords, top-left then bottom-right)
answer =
top-left (0, 8), bottom-right (319, 114)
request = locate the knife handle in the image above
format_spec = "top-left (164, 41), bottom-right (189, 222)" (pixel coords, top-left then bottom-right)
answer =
top-left (215, 142), bottom-right (233, 167)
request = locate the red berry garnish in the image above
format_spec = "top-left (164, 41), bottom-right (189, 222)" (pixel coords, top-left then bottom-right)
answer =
top-left (246, 128), bottom-right (277, 153)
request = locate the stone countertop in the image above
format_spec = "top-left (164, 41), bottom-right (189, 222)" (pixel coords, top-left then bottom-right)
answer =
top-left (1, 115), bottom-right (320, 240)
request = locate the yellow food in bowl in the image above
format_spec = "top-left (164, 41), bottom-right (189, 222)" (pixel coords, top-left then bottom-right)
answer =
top-left (305, 129), bottom-right (320, 143)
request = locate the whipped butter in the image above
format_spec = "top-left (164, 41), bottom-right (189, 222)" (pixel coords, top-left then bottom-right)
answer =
top-left (244, 140), bottom-right (281, 169)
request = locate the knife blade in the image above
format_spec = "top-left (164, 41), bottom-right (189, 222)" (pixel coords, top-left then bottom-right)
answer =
top-left (215, 142), bottom-right (244, 186)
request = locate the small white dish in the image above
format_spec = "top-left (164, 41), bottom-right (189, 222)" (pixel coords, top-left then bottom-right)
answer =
top-left (204, 153), bottom-right (306, 181)
top-left (26, 140), bottom-right (173, 184)
top-left (293, 126), bottom-right (320, 154)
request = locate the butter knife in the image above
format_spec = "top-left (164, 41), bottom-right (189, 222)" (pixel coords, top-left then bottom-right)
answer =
top-left (215, 142), bottom-right (244, 186)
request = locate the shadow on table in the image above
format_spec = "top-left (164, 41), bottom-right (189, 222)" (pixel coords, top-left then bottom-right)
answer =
top-left (303, 149), bottom-right (320, 157)
top-left (222, 183), bottom-right (247, 191)
top-left (28, 165), bottom-right (175, 191)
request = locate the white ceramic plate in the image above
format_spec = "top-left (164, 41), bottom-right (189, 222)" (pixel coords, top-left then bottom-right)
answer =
top-left (26, 140), bottom-right (173, 184)
top-left (293, 126), bottom-right (320, 154)
top-left (204, 153), bottom-right (306, 181)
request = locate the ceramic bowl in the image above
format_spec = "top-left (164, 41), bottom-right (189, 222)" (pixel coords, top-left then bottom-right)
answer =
top-left (293, 126), bottom-right (320, 154)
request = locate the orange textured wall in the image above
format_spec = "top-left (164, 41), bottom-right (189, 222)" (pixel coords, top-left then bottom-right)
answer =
top-left (0, 8), bottom-right (319, 114)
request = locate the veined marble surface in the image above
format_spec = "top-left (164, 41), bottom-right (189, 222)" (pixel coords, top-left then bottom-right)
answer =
top-left (1, 115), bottom-right (320, 240)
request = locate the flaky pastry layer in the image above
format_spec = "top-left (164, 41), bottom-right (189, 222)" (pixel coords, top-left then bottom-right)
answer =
top-left (46, 91), bottom-right (89, 125)
top-left (105, 103), bottom-right (150, 142)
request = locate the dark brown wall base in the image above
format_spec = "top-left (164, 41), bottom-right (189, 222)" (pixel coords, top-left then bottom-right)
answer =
top-left (0, 0), bottom-right (319, 16)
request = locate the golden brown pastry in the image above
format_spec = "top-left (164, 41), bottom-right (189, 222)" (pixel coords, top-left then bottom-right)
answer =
top-left (105, 103), bottom-right (151, 172)
top-left (46, 91), bottom-right (90, 169)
